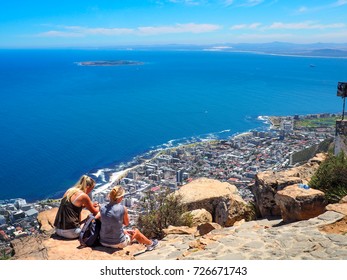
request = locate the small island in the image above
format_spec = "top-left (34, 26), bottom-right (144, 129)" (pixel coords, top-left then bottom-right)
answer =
top-left (76, 60), bottom-right (144, 66)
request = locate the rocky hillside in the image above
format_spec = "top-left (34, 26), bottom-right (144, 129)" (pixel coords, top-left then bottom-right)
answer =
top-left (9, 154), bottom-right (347, 260)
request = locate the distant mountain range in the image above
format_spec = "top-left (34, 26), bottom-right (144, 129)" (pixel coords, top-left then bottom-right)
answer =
top-left (225, 42), bottom-right (347, 57)
top-left (105, 42), bottom-right (347, 57)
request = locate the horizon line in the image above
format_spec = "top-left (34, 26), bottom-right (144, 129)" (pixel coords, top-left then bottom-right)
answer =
top-left (1, 41), bottom-right (347, 50)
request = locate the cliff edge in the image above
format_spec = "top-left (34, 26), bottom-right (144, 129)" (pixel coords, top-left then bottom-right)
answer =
top-left (10, 157), bottom-right (347, 260)
top-left (11, 209), bottom-right (347, 260)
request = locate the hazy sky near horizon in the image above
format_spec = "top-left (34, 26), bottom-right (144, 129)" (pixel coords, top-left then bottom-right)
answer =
top-left (1, 0), bottom-right (347, 48)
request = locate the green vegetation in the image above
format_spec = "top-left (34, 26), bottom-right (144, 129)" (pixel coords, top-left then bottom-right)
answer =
top-left (245, 201), bottom-right (260, 221)
top-left (295, 116), bottom-right (338, 128)
top-left (309, 152), bottom-right (347, 203)
top-left (137, 189), bottom-right (192, 239)
top-left (0, 249), bottom-right (11, 260)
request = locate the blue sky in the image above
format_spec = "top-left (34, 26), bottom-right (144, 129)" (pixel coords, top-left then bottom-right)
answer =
top-left (1, 0), bottom-right (347, 48)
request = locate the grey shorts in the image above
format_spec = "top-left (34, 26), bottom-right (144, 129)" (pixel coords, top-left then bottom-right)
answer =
top-left (55, 227), bottom-right (81, 239)
top-left (101, 234), bottom-right (131, 249)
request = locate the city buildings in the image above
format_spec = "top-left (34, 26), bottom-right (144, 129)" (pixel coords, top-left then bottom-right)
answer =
top-left (0, 113), bottom-right (337, 257)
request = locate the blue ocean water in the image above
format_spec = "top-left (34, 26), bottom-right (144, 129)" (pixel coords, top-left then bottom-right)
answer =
top-left (0, 49), bottom-right (345, 201)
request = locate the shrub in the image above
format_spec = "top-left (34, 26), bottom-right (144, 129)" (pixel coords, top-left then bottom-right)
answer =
top-left (309, 152), bottom-right (347, 203)
top-left (0, 249), bottom-right (11, 260)
top-left (137, 188), bottom-right (192, 239)
top-left (244, 201), bottom-right (259, 221)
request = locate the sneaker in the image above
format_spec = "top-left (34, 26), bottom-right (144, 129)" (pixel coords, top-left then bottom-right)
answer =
top-left (146, 239), bottom-right (159, 251)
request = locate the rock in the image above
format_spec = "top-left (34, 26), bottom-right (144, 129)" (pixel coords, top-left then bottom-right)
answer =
top-left (252, 172), bottom-right (282, 217)
top-left (252, 155), bottom-right (325, 218)
top-left (188, 239), bottom-right (206, 251)
top-left (163, 226), bottom-right (197, 235)
top-left (215, 194), bottom-right (253, 227)
top-left (326, 204), bottom-right (347, 216)
top-left (11, 232), bottom-right (146, 260)
top-left (175, 178), bottom-right (250, 226)
top-left (11, 235), bottom-right (48, 260)
top-left (183, 209), bottom-right (212, 226)
top-left (340, 195), bottom-right (347, 204)
top-left (319, 216), bottom-right (347, 235)
top-left (195, 222), bottom-right (222, 236)
top-left (233, 219), bottom-right (246, 227)
top-left (176, 178), bottom-right (238, 212)
top-left (37, 207), bottom-right (90, 235)
top-left (275, 185), bottom-right (328, 222)
top-left (309, 153), bottom-right (327, 164)
top-left (37, 208), bottom-right (58, 235)
top-left (323, 194), bottom-right (347, 219)
top-left (12, 209), bottom-right (347, 260)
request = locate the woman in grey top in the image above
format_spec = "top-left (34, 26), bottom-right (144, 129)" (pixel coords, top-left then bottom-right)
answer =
top-left (97, 185), bottom-right (158, 251)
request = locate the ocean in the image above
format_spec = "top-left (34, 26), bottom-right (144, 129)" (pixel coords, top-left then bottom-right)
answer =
top-left (0, 49), bottom-right (345, 202)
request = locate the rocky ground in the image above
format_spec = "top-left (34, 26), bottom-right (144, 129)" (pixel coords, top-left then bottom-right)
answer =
top-left (10, 210), bottom-right (347, 260)
top-left (8, 156), bottom-right (347, 260)
top-left (137, 211), bottom-right (347, 260)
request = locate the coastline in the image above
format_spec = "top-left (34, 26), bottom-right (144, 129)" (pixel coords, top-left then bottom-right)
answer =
top-left (93, 168), bottom-right (133, 195)
top-left (212, 49), bottom-right (347, 59)
top-left (1, 49), bottom-right (345, 203)
top-left (92, 151), bottom-right (163, 195)
top-left (0, 112), bottom-right (337, 204)
top-left (89, 129), bottom-right (264, 195)
top-left (0, 111), bottom-right (339, 260)
top-left (86, 127), bottom-right (255, 196)
top-left (89, 112), bottom-right (337, 198)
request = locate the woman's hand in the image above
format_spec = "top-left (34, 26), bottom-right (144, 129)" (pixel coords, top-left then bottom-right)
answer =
top-left (93, 202), bottom-right (100, 214)
top-left (125, 229), bottom-right (135, 236)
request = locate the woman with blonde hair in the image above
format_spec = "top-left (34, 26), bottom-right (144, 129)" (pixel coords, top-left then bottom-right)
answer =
top-left (54, 175), bottom-right (100, 239)
top-left (97, 185), bottom-right (158, 251)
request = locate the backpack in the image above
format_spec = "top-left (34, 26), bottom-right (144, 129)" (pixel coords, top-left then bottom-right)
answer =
top-left (79, 214), bottom-right (101, 247)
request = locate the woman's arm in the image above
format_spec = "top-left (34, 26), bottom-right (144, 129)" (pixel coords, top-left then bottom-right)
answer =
top-left (80, 194), bottom-right (99, 215)
top-left (95, 212), bottom-right (101, 219)
top-left (123, 206), bottom-right (130, 226)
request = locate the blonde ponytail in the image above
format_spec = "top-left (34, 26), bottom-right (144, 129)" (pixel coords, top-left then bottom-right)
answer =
top-left (109, 185), bottom-right (125, 202)
top-left (66, 175), bottom-right (95, 202)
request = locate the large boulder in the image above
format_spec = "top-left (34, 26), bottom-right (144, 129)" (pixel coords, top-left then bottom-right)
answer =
top-left (174, 178), bottom-right (250, 227)
top-left (37, 208), bottom-right (58, 235)
top-left (275, 184), bottom-right (327, 222)
top-left (215, 194), bottom-right (252, 227)
top-left (253, 172), bottom-right (302, 217)
top-left (252, 153), bottom-right (326, 218)
top-left (37, 207), bottom-right (90, 235)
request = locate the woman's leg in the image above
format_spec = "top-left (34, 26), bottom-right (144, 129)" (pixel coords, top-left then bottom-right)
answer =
top-left (128, 228), bottom-right (152, 245)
